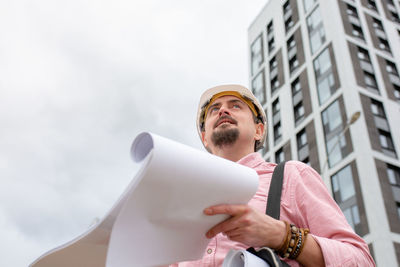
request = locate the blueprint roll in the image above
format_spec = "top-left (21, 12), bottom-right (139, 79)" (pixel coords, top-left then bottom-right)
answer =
top-left (107, 132), bottom-right (259, 266)
top-left (30, 132), bottom-right (259, 267)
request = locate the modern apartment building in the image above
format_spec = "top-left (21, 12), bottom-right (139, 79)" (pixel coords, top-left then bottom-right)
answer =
top-left (248, 0), bottom-right (400, 265)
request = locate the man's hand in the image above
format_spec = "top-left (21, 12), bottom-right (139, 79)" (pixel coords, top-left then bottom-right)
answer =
top-left (203, 204), bottom-right (286, 249)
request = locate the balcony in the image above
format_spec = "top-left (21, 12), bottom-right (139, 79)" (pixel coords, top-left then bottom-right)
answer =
top-left (360, 61), bottom-right (374, 73)
top-left (374, 116), bottom-right (390, 132)
top-left (288, 46), bottom-right (297, 59)
top-left (270, 67), bottom-right (278, 79)
top-left (292, 90), bottom-right (303, 106)
top-left (375, 28), bottom-right (387, 39)
top-left (348, 16), bottom-right (361, 26)
top-left (284, 8), bottom-right (292, 21)
top-left (389, 73), bottom-right (400, 86)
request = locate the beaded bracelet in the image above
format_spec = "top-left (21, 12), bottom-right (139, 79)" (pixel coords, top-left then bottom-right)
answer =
top-left (276, 222), bottom-right (309, 260)
top-left (276, 221), bottom-right (290, 253)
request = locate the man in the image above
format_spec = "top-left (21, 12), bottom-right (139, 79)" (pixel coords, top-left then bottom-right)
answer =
top-left (171, 85), bottom-right (375, 266)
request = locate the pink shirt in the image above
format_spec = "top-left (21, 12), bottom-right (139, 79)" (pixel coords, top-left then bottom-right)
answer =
top-left (171, 153), bottom-right (375, 267)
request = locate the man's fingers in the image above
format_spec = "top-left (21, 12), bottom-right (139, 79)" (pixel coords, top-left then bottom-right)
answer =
top-left (203, 204), bottom-right (249, 216)
top-left (205, 207), bottom-right (249, 238)
top-left (205, 216), bottom-right (239, 238)
top-left (204, 204), bottom-right (254, 239)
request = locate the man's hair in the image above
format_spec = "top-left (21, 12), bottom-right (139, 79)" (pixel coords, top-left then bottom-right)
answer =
top-left (253, 115), bottom-right (264, 152)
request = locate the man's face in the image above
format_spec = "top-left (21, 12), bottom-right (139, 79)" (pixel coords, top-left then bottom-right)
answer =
top-left (201, 95), bottom-right (263, 153)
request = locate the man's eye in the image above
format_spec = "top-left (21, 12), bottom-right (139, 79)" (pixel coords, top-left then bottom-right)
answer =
top-left (233, 104), bottom-right (241, 109)
top-left (209, 107), bottom-right (219, 113)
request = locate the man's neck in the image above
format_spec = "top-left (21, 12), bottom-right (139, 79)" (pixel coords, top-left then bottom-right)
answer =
top-left (211, 144), bottom-right (254, 162)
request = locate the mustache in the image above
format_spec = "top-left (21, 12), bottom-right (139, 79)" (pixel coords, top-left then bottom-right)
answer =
top-left (214, 115), bottom-right (238, 128)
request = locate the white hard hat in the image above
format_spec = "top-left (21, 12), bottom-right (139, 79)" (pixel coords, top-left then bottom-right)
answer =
top-left (196, 84), bottom-right (267, 151)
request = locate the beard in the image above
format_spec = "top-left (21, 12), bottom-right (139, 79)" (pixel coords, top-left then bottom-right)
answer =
top-left (211, 127), bottom-right (239, 148)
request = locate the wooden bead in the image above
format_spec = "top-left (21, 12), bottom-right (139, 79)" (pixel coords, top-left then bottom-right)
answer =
top-left (284, 253), bottom-right (290, 258)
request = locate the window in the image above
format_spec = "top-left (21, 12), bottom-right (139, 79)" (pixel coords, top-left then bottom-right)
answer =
top-left (372, 18), bottom-right (384, 31)
top-left (371, 17), bottom-right (392, 53)
top-left (273, 99), bottom-right (282, 143)
top-left (297, 128), bottom-right (309, 162)
top-left (291, 75), bottom-right (308, 125)
top-left (267, 21), bottom-right (275, 54)
top-left (302, 157), bottom-right (311, 165)
top-left (283, 0), bottom-right (295, 33)
top-left (379, 130), bottom-right (395, 151)
top-left (386, 60), bottom-right (399, 76)
top-left (292, 77), bottom-right (301, 95)
top-left (314, 47), bottom-right (338, 104)
top-left (297, 129), bottom-right (307, 148)
top-left (270, 57), bottom-right (278, 71)
top-left (283, 0), bottom-right (291, 14)
top-left (285, 19), bottom-right (295, 32)
top-left (343, 206), bottom-right (361, 229)
top-left (370, 99), bottom-right (385, 117)
top-left (303, 0), bottom-right (316, 13)
top-left (268, 39), bottom-right (276, 54)
top-left (357, 47), bottom-right (370, 61)
top-left (274, 122), bottom-right (282, 143)
top-left (273, 99), bottom-right (280, 115)
top-left (315, 49), bottom-right (331, 74)
top-left (354, 45), bottom-right (379, 93)
top-left (378, 38), bottom-right (391, 53)
top-left (365, 96), bottom-right (397, 157)
top-left (385, 0), bottom-right (400, 23)
top-left (289, 56), bottom-right (299, 73)
top-left (251, 35), bottom-right (264, 76)
top-left (287, 35), bottom-right (299, 73)
top-left (271, 77), bottom-right (280, 92)
top-left (387, 165), bottom-right (400, 219)
top-left (322, 99), bottom-right (351, 167)
top-left (387, 165), bottom-right (400, 186)
top-left (345, 4), bottom-right (365, 40)
top-left (252, 71), bottom-right (266, 105)
top-left (275, 148), bottom-right (285, 163)
top-left (364, 71), bottom-right (379, 90)
top-left (366, 0), bottom-right (378, 12)
top-left (394, 86), bottom-right (400, 100)
top-left (322, 101), bottom-right (342, 133)
top-left (346, 4), bottom-right (358, 16)
top-left (332, 165), bottom-right (356, 202)
top-left (294, 103), bottom-right (305, 122)
top-left (288, 36), bottom-right (296, 49)
top-left (270, 56), bottom-right (280, 94)
top-left (351, 24), bottom-right (364, 39)
top-left (390, 11), bottom-right (400, 23)
top-left (307, 7), bottom-right (326, 54)
top-left (326, 135), bottom-right (347, 166)
top-left (331, 164), bottom-right (362, 232)
top-left (397, 203), bottom-right (400, 218)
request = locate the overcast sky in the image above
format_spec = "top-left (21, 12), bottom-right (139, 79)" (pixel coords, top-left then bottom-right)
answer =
top-left (0, 0), bottom-right (268, 266)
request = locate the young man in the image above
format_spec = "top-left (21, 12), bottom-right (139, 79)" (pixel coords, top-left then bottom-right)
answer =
top-left (171, 85), bottom-right (375, 266)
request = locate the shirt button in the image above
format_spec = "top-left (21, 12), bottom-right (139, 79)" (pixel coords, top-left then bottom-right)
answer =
top-left (207, 248), bottom-right (213, 254)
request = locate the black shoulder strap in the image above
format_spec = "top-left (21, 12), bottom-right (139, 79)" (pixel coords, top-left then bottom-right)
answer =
top-left (265, 161), bottom-right (286, 220)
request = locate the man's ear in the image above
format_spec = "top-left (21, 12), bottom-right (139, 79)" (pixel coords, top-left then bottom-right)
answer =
top-left (254, 122), bottom-right (264, 141)
top-left (201, 131), bottom-right (208, 147)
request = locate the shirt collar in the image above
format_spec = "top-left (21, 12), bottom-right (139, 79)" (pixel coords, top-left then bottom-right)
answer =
top-left (236, 152), bottom-right (265, 168)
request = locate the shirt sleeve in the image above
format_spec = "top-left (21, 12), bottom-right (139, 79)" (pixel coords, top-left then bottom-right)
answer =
top-left (287, 162), bottom-right (375, 267)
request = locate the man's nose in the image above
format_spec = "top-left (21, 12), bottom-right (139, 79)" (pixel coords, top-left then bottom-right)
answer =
top-left (218, 105), bottom-right (230, 116)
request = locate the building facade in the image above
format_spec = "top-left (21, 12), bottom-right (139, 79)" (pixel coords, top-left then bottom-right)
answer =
top-left (248, 0), bottom-right (400, 265)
